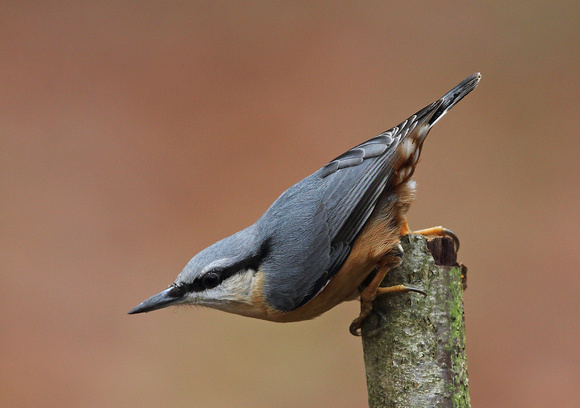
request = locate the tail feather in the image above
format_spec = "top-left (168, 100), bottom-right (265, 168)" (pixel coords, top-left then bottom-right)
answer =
top-left (405, 73), bottom-right (481, 147)
top-left (393, 73), bottom-right (481, 184)
top-left (428, 73), bottom-right (481, 127)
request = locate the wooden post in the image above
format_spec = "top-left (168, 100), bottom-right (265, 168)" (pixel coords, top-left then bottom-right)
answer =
top-left (361, 234), bottom-right (470, 407)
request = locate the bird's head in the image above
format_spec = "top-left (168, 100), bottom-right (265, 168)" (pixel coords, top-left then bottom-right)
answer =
top-left (129, 225), bottom-right (270, 317)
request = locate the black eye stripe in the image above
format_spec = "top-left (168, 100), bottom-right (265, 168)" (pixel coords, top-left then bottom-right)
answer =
top-left (168, 284), bottom-right (187, 298)
top-left (183, 238), bottom-right (271, 294)
top-left (184, 270), bottom-right (222, 293)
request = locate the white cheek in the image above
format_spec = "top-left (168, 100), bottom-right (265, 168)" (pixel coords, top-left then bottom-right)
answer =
top-left (189, 269), bottom-right (256, 306)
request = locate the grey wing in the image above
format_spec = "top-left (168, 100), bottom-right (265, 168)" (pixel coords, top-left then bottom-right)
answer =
top-left (289, 129), bottom-right (404, 308)
top-left (314, 102), bottom-right (444, 278)
top-left (261, 123), bottom-right (414, 312)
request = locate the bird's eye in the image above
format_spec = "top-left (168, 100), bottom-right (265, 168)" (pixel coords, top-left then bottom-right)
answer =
top-left (202, 272), bottom-right (221, 290)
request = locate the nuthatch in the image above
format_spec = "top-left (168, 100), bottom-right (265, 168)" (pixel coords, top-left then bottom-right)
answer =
top-left (129, 73), bottom-right (480, 335)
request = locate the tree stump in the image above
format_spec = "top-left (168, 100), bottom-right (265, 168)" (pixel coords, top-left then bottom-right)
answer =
top-left (362, 234), bottom-right (470, 408)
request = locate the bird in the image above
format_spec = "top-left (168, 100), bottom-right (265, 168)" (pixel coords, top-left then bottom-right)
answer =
top-left (129, 73), bottom-right (481, 336)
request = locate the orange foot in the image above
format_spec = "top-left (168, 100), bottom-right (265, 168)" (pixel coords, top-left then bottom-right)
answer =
top-left (400, 219), bottom-right (460, 252)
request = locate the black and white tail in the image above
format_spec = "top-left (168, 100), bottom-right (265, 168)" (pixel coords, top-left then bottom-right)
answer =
top-left (392, 73), bottom-right (481, 184)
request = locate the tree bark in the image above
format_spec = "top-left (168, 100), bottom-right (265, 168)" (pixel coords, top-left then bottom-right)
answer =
top-left (361, 234), bottom-right (470, 408)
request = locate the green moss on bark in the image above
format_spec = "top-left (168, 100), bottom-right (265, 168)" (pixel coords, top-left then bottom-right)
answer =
top-left (446, 266), bottom-right (470, 407)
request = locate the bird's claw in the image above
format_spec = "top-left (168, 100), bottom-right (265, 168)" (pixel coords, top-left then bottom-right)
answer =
top-left (412, 226), bottom-right (460, 252)
top-left (349, 285), bottom-right (427, 336)
top-left (349, 317), bottom-right (363, 336)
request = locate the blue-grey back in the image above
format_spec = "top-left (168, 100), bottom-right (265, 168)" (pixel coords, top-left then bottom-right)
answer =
top-left (257, 128), bottom-right (402, 311)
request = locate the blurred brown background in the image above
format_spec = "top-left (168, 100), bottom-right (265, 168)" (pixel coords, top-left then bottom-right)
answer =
top-left (1, 2), bottom-right (578, 407)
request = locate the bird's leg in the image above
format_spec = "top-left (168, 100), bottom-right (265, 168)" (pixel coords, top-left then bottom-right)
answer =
top-left (361, 284), bottom-right (427, 338)
top-left (350, 244), bottom-right (421, 336)
top-left (400, 217), bottom-right (460, 252)
top-left (349, 266), bottom-right (391, 336)
top-left (400, 218), bottom-right (412, 236)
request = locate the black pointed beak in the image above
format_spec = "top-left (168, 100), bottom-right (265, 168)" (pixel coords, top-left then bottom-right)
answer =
top-left (128, 287), bottom-right (180, 315)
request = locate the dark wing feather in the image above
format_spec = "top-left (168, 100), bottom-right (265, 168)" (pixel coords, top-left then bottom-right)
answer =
top-left (261, 126), bottom-right (410, 311)
top-left (318, 129), bottom-right (402, 273)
